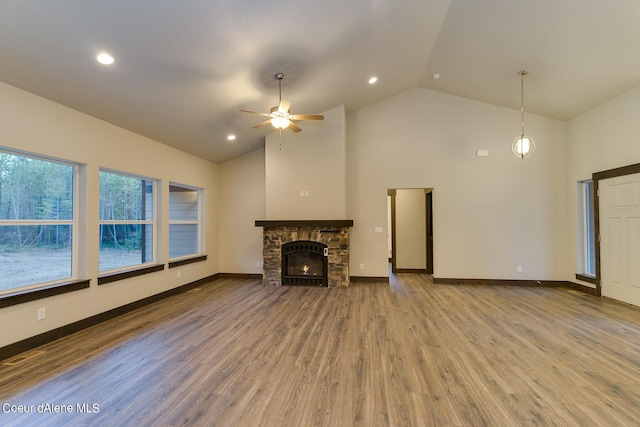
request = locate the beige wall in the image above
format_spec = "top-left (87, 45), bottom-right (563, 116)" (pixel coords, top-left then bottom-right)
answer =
top-left (567, 85), bottom-right (640, 288)
top-left (218, 148), bottom-right (265, 274)
top-left (395, 189), bottom-right (427, 269)
top-left (265, 105), bottom-right (346, 220)
top-left (0, 82), bottom-right (219, 348)
top-left (3, 77), bottom-right (593, 348)
top-left (347, 87), bottom-right (569, 279)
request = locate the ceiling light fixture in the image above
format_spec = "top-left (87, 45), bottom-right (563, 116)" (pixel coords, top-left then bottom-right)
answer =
top-left (96, 52), bottom-right (114, 65)
top-left (270, 116), bottom-right (291, 130)
top-left (512, 70), bottom-right (535, 159)
top-left (238, 73), bottom-right (324, 133)
top-left (227, 134), bottom-right (236, 141)
top-left (368, 76), bottom-right (378, 85)
top-left (269, 73), bottom-right (290, 130)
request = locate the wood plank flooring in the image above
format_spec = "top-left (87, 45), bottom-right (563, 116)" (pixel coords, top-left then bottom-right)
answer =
top-left (1, 274), bottom-right (640, 426)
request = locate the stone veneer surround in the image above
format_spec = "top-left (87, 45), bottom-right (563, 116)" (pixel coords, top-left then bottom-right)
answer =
top-left (255, 220), bottom-right (353, 287)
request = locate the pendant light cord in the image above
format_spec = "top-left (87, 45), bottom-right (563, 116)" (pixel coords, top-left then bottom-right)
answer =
top-left (520, 70), bottom-right (526, 138)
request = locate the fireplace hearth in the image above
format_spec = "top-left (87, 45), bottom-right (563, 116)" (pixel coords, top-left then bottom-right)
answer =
top-left (255, 220), bottom-right (353, 287)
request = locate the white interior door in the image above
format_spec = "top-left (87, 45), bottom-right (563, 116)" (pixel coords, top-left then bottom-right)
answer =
top-left (600, 173), bottom-right (640, 306)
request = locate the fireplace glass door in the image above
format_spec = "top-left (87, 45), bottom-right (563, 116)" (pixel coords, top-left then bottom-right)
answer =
top-left (281, 241), bottom-right (328, 286)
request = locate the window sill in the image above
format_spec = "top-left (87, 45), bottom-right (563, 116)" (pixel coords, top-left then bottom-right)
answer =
top-left (575, 273), bottom-right (597, 285)
top-left (98, 264), bottom-right (165, 285)
top-left (0, 280), bottom-right (91, 309)
top-left (168, 255), bottom-right (207, 268)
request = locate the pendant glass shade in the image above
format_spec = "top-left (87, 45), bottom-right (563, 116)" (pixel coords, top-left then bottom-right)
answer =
top-left (512, 135), bottom-right (535, 159)
top-left (513, 70), bottom-right (535, 159)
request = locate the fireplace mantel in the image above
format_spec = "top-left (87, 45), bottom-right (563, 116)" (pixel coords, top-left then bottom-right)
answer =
top-left (255, 220), bottom-right (353, 228)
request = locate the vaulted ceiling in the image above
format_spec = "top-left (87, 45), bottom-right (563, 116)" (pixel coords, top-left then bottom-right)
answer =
top-left (2, 0), bottom-right (639, 163)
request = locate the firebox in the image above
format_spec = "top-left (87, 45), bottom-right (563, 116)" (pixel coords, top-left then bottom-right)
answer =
top-left (281, 240), bottom-right (328, 286)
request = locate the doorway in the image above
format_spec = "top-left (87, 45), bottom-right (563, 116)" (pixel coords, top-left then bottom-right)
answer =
top-left (388, 188), bottom-right (434, 274)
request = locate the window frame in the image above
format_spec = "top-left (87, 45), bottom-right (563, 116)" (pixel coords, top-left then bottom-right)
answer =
top-left (168, 182), bottom-right (204, 261)
top-left (0, 148), bottom-right (79, 296)
top-left (577, 179), bottom-right (596, 279)
top-left (98, 168), bottom-right (158, 275)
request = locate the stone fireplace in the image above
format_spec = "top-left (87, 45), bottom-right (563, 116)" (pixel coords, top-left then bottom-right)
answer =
top-left (255, 220), bottom-right (353, 287)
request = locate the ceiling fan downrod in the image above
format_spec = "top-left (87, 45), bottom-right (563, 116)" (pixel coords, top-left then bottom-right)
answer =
top-left (275, 73), bottom-right (284, 104)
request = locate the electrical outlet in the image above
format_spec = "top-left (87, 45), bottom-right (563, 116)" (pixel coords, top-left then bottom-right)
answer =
top-left (257, 261), bottom-right (261, 268)
top-left (359, 263), bottom-right (364, 270)
top-left (177, 270), bottom-right (182, 278)
top-left (517, 266), bottom-right (522, 273)
top-left (37, 307), bottom-right (46, 321)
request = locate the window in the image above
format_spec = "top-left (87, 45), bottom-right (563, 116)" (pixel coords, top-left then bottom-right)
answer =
top-left (578, 180), bottom-right (596, 277)
top-left (0, 150), bottom-right (76, 294)
top-left (169, 183), bottom-right (202, 259)
top-left (99, 170), bottom-right (156, 272)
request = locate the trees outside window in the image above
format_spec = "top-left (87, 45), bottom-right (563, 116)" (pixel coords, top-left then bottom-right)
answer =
top-left (99, 170), bottom-right (155, 272)
top-left (169, 183), bottom-right (202, 259)
top-left (0, 150), bottom-right (75, 293)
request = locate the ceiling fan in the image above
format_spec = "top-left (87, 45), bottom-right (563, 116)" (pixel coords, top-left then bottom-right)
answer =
top-left (239, 73), bottom-right (324, 133)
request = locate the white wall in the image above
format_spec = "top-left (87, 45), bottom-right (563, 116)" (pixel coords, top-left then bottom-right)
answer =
top-left (347, 87), bottom-right (569, 279)
top-left (395, 189), bottom-right (427, 269)
top-left (218, 148), bottom-right (265, 274)
top-left (567, 85), bottom-right (640, 288)
top-left (0, 82), bottom-right (218, 348)
top-left (265, 105), bottom-right (346, 220)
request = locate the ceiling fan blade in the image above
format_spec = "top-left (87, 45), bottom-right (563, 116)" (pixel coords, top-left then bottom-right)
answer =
top-left (251, 120), bottom-right (272, 128)
top-left (238, 109), bottom-right (270, 117)
top-left (289, 122), bottom-right (302, 133)
top-left (278, 99), bottom-right (291, 114)
top-left (291, 114), bottom-right (324, 121)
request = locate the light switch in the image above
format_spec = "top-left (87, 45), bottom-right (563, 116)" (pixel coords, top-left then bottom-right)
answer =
top-left (375, 227), bottom-right (383, 233)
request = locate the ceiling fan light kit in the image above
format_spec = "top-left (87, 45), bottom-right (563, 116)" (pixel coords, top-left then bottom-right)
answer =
top-left (239, 73), bottom-right (324, 133)
top-left (512, 70), bottom-right (535, 159)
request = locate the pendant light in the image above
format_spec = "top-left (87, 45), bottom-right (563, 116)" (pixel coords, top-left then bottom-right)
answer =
top-left (512, 70), bottom-right (535, 159)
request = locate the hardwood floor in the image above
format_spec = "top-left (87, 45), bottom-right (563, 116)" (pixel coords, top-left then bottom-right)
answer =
top-left (1, 274), bottom-right (640, 426)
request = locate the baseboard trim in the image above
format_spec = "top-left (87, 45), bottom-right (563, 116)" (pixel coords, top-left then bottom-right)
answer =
top-left (395, 268), bottom-right (428, 274)
top-left (217, 273), bottom-right (262, 280)
top-left (350, 276), bottom-right (390, 283)
top-left (433, 277), bottom-right (600, 296)
top-left (0, 274), bottom-right (219, 362)
top-left (434, 278), bottom-right (569, 287)
top-left (566, 281), bottom-right (599, 296)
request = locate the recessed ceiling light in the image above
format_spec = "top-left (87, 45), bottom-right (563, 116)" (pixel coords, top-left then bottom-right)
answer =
top-left (368, 77), bottom-right (378, 85)
top-left (97, 52), bottom-right (114, 65)
top-left (432, 73), bottom-right (441, 80)
top-left (227, 134), bottom-right (236, 141)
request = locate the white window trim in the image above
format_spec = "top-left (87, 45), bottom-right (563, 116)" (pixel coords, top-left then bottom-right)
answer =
top-left (168, 182), bottom-right (204, 260)
top-left (0, 149), bottom-right (79, 294)
top-left (578, 179), bottom-right (596, 277)
top-left (99, 169), bottom-right (158, 274)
